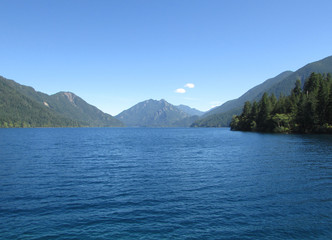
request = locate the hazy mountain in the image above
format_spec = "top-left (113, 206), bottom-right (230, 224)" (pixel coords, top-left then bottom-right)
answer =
top-left (0, 76), bottom-right (123, 127)
top-left (115, 99), bottom-right (192, 127)
top-left (171, 115), bottom-right (200, 127)
top-left (191, 107), bottom-right (242, 128)
top-left (176, 104), bottom-right (204, 116)
top-left (193, 55), bottom-right (332, 127)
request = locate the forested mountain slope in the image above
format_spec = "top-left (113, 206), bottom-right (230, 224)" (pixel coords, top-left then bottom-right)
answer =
top-left (193, 55), bottom-right (332, 127)
top-left (116, 99), bottom-right (192, 127)
top-left (0, 76), bottom-right (123, 127)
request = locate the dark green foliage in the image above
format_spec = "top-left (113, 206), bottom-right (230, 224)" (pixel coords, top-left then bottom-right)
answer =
top-left (292, 79), bottom-right (302, 96)
top-left (0, 77), bottom-right (80, 127)
top-left (257, 93), bottom-right (273, 131)
top-left (231, 73), bottom-right (332, 133)
top-left (194, 56), bottom-right (332, 127)
top-left (303, 72), bottom-right (322, 95)
top-left (48, 92), bottom-right (123, 127)
top-left (317, 77), bottom-right (329, 124)
top-left (0, 76), bottom-right (124, 128)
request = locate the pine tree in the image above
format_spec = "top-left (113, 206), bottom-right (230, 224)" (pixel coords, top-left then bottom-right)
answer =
top-left (257, 93), bottom-right (272, 131)
top-left (292, 79), bottom-right (302, 96)
top-left (327, 87), bottom-right (332, 124)
top-left (232, 72), bottom-right (331, 133)
top-left (240, 101), bottom-right (252, 131)
top-left (303, 72), bottom-right (322, 95)
top-left (317, 79), bottom-right (329, 125)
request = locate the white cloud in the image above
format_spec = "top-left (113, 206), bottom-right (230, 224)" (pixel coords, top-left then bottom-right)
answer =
top-left (185, 83), bottom-right (195, 88)
top-left (175, 88), bottom-right (186, 93)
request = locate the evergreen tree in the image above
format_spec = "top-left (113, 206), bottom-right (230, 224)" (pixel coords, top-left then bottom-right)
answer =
top-left (257, 93), bottom-right (272, 131)
top-left (303, 72), bottom-right (322, 95)
top-left (292, 79), bottom-right (302, 96)
top-left (269, 94), bottom-right (277, 109)
top-left (232, 72), bottom-right (332, 134)
top-left (327, 86), bottom-right (332, 124)
top-left (317, 79), bottom-right (329, 125)
top-left (304, 94), bottom-right (318, 132)
top-left (249, 101), bottom-right (259, 130)
top-left (240, 101), bottom-right (252, 131)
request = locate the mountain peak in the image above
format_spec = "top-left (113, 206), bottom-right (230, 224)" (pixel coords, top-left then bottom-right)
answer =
top-left (0, 76), bottom-right (124, 127)
top-left (62, 92), bottom-right (76, 104)
top-left (176, 104), bottom-right (204, 116)
top-left (115, 99), bottom-right (191, 127)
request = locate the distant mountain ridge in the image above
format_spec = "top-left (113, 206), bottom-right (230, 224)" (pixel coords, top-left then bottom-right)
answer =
top-left (0, 76), bottom-right (123, 127)
top-left (192, 55), bottom-right (332, 127)
top-left (115, 99), bottom-right (199, 127)
top-left (176, 104), bottom-right (204, 116)
top-left (2, 55), bottom-right (332, 128)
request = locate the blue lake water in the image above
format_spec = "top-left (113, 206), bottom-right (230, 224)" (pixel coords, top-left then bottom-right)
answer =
top-left (0, 128), bottom-right (331, 239)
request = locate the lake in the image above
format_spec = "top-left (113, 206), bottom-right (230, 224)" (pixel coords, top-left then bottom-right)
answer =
top-left (0, 128), bottom-right (331, 239)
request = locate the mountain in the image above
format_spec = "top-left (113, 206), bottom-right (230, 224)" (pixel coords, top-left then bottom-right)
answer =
top-left (171, 115), bottom-right (200, 127)
top-left (115, 99), bottom-right (192, 127)
top-left (266, 55), bottom-right (332, 97)
top-left (204, 71), bottom-right (294, 117)
top-left (0, 76), bottom-right (79, 127)
top-left (191, 107), bottom-right (242, 127)
top-left (0, 76), bottom-right (123, 127)
top-left (176, 104), bottom-right (204, 116)
top-left (46, 92), bottom-right (123, 127)
top-left (193, 55), bottom-right (332, 127)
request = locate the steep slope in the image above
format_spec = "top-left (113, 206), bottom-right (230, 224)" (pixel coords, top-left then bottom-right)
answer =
top-left (47, 92), bottom-right (123, 127)
top-left (0, 76), bottom-right (123, 127)
top-left (0, 76), bottom-right (79, 127)
top-left (176, 104), bottom-right (204, 116)
top-left (194, 55), bottom-right (332, 127)
top-left (115, 99), bottom-right (191, 127)
top-left (191, 107), bottom-right (242, 127)
top-left (267, 55), bottom-right (332, 96)
top-left (204, 71), bottom-right (293, 117)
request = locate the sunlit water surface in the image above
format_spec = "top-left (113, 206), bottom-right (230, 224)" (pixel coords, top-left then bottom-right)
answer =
top-left (0, 128), bottom-right (331, 239)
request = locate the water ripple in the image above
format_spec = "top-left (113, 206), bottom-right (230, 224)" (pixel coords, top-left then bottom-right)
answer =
top-left (0, 128), bottom-right (331, 239)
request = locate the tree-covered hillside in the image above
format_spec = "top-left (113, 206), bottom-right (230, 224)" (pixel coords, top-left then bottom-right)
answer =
top-left (193, 56), bottom-right (332, 127)
top-left (191, 107), bottom-right (241, 127)
top-left (230, 73), bottom-right (332, 133)
top-left (0, 76), bottom-right (123, 127)
top-left (0, 77), bottom-right (80, 127)
top-left (205, 71), bottom-right (294, 117)
top-left (48, 92), bottom-right (123, 127)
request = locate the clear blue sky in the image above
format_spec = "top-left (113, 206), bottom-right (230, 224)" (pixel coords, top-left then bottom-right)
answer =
top-left (1, 0), bottom-right (332, 115)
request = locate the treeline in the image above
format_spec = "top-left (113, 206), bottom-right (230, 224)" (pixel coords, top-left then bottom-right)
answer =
top-left (230, 73), bottom-right (332, 133)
